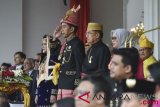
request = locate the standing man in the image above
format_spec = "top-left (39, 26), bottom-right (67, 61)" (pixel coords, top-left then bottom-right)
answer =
top-left (57, 5), bottom-right (85, 100)
top-left (82, 23), bottom-right (111, 77)
top-left (138, 34), bottom-right (157, 79)
top-left (108, 47), bottom-right (139, 107)
top-left (23, 58), bottom-right (37, 107)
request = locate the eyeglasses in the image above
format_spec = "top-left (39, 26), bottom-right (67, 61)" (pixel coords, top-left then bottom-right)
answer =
top-left (111, 37), bottom-right (117, 40)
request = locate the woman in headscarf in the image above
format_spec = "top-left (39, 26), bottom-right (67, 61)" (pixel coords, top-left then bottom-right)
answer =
top-left (110, 28), bottom-right (144, 79)
top-left (111, 28), bottom-right (130, 49)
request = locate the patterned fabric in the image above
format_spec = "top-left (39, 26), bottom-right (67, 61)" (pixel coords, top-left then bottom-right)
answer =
top-left (36, 80), bottom-right (57, 106)
top-left (36, 40), bottom-right (61, 106)
top-left (58, 37), bottom-right (85, 89)
top-left (57, 89), bottom-right (74, 100)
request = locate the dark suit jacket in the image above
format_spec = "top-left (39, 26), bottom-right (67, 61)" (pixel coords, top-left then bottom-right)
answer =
top-left (28, 70), bottom-right (38, 107)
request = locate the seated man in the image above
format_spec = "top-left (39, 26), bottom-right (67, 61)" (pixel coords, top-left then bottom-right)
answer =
top-left (23, 58), bottom-right (37, 107)
top-left (74, 73), bottom-right (112, 107)
top-left (121, 79), bottom-right (156, 107)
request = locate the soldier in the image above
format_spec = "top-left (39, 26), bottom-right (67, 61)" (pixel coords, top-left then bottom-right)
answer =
top-left (121, 79), bottom-right (156, 107)
top-left (108, 47), bottom-right (139, 107)
top-left (138, 34), bottom-right (157, 79)
top-left (57, 5), bottom-right (85, 100)
top-left (82, 23), bottom-right (111, 77)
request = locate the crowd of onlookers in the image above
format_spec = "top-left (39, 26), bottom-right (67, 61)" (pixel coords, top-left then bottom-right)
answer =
top-left (1, 5), bottom-right (160, 107)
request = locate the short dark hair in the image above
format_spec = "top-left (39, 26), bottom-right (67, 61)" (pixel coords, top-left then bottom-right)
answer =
top-left (1, 63), bottom-right (11, 68)
top-left (14, 51), bottom-right (26, 59)
top-left (112, 47), bottom-right (139, 75)
top-left (94, 30), bottom-right (103, 38)
top-left (81, 73), bottom-right (112, 105)
top-left (43, 34), bottom-right (53, 42)
top-left (56, 97), bottom-right (75, 107)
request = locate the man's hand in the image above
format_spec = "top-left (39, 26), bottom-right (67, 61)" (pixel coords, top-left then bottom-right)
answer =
top-left (53, 25), bottom-right (62, 40)
top-left (35, 95), bottom-right (38, 104)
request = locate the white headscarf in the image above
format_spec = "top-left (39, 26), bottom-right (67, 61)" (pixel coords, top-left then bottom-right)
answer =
top-left (111, 28), bottom-right (130, 48)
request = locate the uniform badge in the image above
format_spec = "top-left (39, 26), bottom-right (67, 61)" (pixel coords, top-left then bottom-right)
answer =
top-left (126, 79), bottom-right (136, 88)
top-left (68, 46), bottom-right (71, 49)
top-left (89, 56), bottom-right (92, 63)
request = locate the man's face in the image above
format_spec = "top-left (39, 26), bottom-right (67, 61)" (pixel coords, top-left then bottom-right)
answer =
top-left (138, 47), bottom-right (152, 60)
top-left (74, 81), bottom-right (96, 107)
top-left (86, 30), bottom-right (98, 45)
top-left (23, 59), bottom-right (34, 72)
top-left (14, 54), bottom-right (24, 65)
top-left (61, 23), bottom-right (72, 38)
top-left (121, 93), bottom-right (147, 107)
top-left (109, 55), bottom-right (130, 80)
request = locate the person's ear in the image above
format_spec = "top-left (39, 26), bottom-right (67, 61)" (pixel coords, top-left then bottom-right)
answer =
top-left (70, 26), bottom-right (74, 33)
top-left (95, 32), bottom-right (100, 39)
top-left (21, 58), bottom-right (25, 63)
top-left (125, 65), bottom-right (131, 73)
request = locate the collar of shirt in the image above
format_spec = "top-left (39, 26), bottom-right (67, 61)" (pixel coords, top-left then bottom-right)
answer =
top-left (16, 65), bottom-right (23, 70)
top-left (28, 70), bottom-right (33, 76)
top-left (66, 35), bottom-right (76, 42)
top-left (91, 40), bottom-right (102, 48)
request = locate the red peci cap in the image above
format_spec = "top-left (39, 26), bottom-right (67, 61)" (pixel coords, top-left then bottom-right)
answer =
top-left (61, 5), bottom-right (80, 27)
